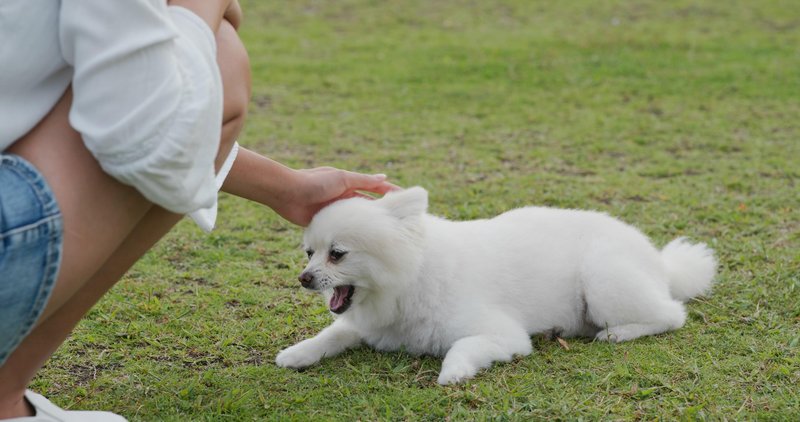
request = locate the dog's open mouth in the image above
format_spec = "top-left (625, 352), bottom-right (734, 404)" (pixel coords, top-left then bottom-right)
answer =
top-left (330, 285), bottom-right (355, 314)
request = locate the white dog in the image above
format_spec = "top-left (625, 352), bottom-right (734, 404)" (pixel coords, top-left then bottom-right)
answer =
top-left (276, 187), bottom-right (716, 385)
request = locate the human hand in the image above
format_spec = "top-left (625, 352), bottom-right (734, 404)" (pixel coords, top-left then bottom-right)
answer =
top-left (275, 167), bottom-right (401, 226)
top-left (221, 148), bottom-right (401, 227)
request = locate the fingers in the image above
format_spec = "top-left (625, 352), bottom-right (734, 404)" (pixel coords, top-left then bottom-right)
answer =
top-left (379, 181), bottom-right (404, 192)
top-left (341, 171), bottom-right (403, 195)
top-left (344, 191), bottom-right (379, 201)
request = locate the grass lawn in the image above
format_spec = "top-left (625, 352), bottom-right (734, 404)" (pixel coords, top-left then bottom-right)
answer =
top-left (33, 0), bottom-right (798, 419)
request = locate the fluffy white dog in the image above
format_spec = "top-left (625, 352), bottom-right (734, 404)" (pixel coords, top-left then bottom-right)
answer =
top-left (276, 187), bottom-right (716, 385)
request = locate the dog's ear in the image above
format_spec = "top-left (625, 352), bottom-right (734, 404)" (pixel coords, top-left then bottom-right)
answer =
top-left (379, 186), bottom-right (428, 220)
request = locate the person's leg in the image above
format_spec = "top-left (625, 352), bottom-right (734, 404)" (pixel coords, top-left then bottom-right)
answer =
top-left (0, 207), bottom-right (182, 419)
top-left (216, 18), bottom-right (250, 170)
top-left (4, 89), bottom-right (154, 326)
top-left (0, 207), bottom-right (179, 418)
top-left (0, 82), bottom-right (158, 422)
top-left (0, 21), bottom-right (250, 418)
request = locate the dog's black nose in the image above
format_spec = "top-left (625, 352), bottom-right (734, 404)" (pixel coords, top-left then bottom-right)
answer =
top-left (298, 271), bottom-right (314, 288)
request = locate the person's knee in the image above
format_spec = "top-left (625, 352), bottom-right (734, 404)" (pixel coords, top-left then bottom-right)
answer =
top-left (217, 21), bottom-right (251, 132)
top-left (214, 21), bottom-right (250, 167)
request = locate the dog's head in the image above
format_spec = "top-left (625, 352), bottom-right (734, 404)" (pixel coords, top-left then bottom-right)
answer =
top-left (298, 187), bottom-right (428, 316)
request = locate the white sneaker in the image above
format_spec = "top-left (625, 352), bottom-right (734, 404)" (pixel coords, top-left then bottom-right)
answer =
top-left (4, 391), bottom-right (126, 422)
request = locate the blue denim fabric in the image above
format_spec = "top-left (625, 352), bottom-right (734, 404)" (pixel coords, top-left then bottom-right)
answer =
top-left (0, 154), bottom-right (63, 367)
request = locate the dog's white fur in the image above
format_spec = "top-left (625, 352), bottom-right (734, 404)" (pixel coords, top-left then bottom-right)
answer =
top-left (276, 187), bottom-right (717, 384)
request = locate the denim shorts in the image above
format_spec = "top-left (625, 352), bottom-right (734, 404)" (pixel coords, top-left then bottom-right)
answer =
top-left (0, 154), bottom-right (63, 367)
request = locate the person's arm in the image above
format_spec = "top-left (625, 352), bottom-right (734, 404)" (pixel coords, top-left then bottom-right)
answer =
top-left (222, 148), bottom-right (399, 226)
top-left (60, 0), bottom-right (229, 214)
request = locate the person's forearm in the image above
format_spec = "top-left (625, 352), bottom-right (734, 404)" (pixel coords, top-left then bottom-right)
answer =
top-left (221, 147), bottom-right (299, 210)
top-left (169, 0), bottom-right (230, 32)
top-left (220, 147), bottom-right (397, 226)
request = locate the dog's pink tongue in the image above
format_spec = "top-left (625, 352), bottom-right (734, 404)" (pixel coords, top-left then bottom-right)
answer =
top-left (330, 286), bottom-right (347, 311)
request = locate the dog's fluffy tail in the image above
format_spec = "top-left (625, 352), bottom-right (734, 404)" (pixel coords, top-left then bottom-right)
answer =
top-left (660, 237), bottom-right (717, 302)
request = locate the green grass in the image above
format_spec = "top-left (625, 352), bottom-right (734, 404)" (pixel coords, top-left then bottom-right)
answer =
top-left (33, 0), bottom-right (799, 419)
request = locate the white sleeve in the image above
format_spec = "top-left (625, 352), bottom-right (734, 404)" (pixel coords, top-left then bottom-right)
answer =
top-left (59, 1), bottom-right (223, 214)
top-left (188, 141), bottom-right (239, 232)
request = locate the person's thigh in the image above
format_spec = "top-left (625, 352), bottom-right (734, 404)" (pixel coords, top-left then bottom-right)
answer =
top-left (0, 154), bottom-right (62, 366)
top-left (7, 89), bottom-right (154, 319)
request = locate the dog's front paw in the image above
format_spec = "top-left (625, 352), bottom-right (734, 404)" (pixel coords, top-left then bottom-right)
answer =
top-left (275, 342), bottom-right (322, 369)
top-left (438, 357), bottom-right (478, 385)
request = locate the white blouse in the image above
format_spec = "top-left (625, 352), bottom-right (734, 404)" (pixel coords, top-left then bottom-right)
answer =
top-left (0, 0), bottom-right (236, 228)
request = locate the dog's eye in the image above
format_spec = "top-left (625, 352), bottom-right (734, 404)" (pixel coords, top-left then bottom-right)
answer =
top-left (306, 249), bottom-right (314, 259)
top-left (329, 249), bottom-right (347, 263)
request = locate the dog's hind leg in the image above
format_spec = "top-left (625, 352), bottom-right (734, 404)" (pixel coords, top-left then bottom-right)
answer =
top-left (593, 319), bottom-right (684, 343)
top-left (437, 319), bottom-right (531, 385)
top-left (582, 258), bottom-right (687, 343)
